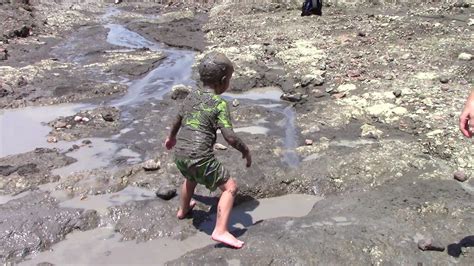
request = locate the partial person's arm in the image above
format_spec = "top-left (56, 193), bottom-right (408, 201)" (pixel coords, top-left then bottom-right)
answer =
top-left (217, 100), bottom-right (251, 167)
top-left (165, 114), bottom-right (182, 150)
top-left (221, 128), bottom-right (251, 167)
top-left (459, 90), bottom-right (474, 138)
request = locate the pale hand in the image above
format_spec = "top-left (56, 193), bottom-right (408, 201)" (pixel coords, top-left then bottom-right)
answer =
top-left (460, 100), bottom-right (474, 138)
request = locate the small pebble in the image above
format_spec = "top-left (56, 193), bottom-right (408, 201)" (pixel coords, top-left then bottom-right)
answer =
top-left (102, 113), bottom-right (114, 122)
top-left (305, 139), bottom-right (314, 145)
top-left (439, 76), bottom-right (449, 84)
top-left (232, 99), bottom-right (240, 107)
top-left (156, 186), bottom-right (177, 200)
top-left (418, 239), bottom-right (445, 252)
top-left (214, 143), bottom-right (228, 150)
top-left (47, 136), bottom-right (58, 143)
top-left (142, 159), bottom-right (161, 171)
top-left (454, 171), bottom-right (468, 182)
top-left (393, 90), bottom-right (402, 98)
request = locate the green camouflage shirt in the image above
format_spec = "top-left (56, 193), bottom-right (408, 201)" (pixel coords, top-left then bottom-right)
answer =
top-left (175, 89), bottom-right (233, 160)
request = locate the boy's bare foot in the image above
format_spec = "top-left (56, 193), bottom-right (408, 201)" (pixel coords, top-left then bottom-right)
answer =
top-left (211, 231), bottom-right (244, 249)
top-left (177, 200), bottom-right (196, 219)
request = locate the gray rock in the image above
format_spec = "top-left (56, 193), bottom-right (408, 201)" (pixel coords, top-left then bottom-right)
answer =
top-left (439, 76), bottom-right (449, 84)
top-left (155, 185), bottom-right (177, 200)
top-left (301, 75), bottom-right (313, 87)
top-left (418, 239), bottom-right (445, 252)
top-left (0, 48), bottom-right (7, 60)
top-left (142, 159), bottom-right (161, 171)
top-left (458, 53), bottom-right (473, 61)
top-left (46, 136), bottom-right (58, 143)
top-left (301, 74), bottom-right (325, 87)
top-left (281, 93), bottom-right (302, 102)
top-left (232, 99), bottom-right (240, 107)
top-left (82, 139), bottom-right (92, 145)
top-left (171, 85), bottom-right (191, 100)
top-left (0, 88), bottom-right (10, 97)
top-left (53, 121), bottom-right (67, 129)
top-left (311, 89), bottom-right (326, 98)
top-left (102, 113), bottom-right (115, 122)
top-left (16, 76), bottom-right (27, 87)
top-left (393, 90), bottom-right (402, 98)
top-left (0, 165), bottom-right (17, 176)
top-left (0, 192), bottom-right (99, 263)
top-left (337, 84), bottom-right (357, 93)
top-left (360, 124), bottom-right (383, 139)
top-left (347, 69), bottom-right (361, 77)
top-left (37, 262), bottom-right (55, 266)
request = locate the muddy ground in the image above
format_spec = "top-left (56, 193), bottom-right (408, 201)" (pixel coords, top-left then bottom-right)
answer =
top-left (0, 0), bottom-right (473, 264)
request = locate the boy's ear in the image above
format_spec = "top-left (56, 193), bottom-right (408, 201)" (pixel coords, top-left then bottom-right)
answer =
top-left (220, 75), bottom-right (227, 84)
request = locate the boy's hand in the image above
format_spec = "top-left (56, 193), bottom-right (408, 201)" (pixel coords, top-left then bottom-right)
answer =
top-left (243, 151), bottom-right (252, 167)
top-left (460, 100), bottom-right (474, 138)
top-left (165, 137), bottom-right (176, 150)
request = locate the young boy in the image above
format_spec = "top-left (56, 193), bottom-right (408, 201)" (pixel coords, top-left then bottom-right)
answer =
top-left (165, 52), bottom-right (251, 249)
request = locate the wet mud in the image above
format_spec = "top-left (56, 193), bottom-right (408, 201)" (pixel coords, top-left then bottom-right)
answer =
top-left (0, 0), bottom-right (473, 265)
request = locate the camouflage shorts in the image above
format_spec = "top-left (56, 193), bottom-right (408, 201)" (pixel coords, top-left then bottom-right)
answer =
top-left (175, 156), bottom-right (229, 191)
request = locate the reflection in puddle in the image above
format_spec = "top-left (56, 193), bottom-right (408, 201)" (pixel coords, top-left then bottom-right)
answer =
top-left (235, 126), bottom-right (269, 135)
top-left (199, 194), bottom-right (321, 233)
top-left (0, 104), bottom-right (86, 157)
top-left (52, 138), bottom-right (119, 177)
top-left (330, 139), bottom-right (376, 148)
top-left (223, 87), bottom-right (283, 102)
top-left (224, 87), bottom-right (300, 167)
top-left (105, 24), bottom-right (159, 50)
top-left (23, 194), bottom-right (321, 265)
top-left (60, 186), bottom-right (155, 214)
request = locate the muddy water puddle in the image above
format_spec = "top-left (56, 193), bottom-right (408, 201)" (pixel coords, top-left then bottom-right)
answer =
top-left (0, 104), bottom-right (88, 157)
top-left (22, 194), bottom-right (321, 265)
top-left (223, 87), bottom-right (300, 167)
top-left (60, 186), bottom-right (155, 214)
top-left (51, 138), bottom-right (141, 177)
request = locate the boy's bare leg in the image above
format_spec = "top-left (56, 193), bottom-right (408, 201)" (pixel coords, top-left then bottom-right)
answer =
top-left (177, 179), bottom-right (197, 219)
top-left (211, 178), bottom-right (244, 248)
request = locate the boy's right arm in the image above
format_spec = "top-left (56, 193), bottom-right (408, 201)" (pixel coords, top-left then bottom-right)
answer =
top-left (221, 128), bottom-right (251, 167)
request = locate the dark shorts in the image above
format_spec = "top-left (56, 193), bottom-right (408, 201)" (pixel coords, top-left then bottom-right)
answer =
top-left (175, 156), bottom-right (229, 191)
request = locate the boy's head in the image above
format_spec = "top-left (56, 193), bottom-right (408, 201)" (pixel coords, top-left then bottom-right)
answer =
top-left (198, 52), bottom-right (234, 94)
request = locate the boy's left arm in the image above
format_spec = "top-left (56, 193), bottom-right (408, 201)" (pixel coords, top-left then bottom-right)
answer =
top-left (165, 114), bottom-right (182, 150)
